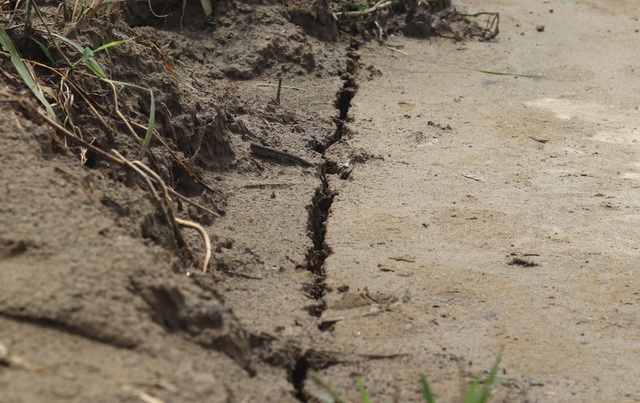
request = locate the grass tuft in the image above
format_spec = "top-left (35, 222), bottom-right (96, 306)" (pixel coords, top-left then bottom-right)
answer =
top-left (0, 26), bottom-right (57, 121)
top-left (420, 375), bottom-right (436, 403)
top-left (310, 352), bottom-right (503, 403)
top-left (355, 377), bottom-right (372, 403)
top-left (463, 351), bottom-right (502, 403)
top-left (50, 32), bottom-right (156, 154)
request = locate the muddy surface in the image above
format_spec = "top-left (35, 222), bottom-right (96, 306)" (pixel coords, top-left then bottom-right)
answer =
top-left (1, 0), bottom-right (640, 402)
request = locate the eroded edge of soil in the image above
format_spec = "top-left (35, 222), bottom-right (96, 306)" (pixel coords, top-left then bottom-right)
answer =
top-left (0, 1), bottom-right (493, 400)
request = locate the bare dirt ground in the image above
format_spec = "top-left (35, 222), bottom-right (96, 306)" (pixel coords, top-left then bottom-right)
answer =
top-left (1, 0), bottom-right (640, 402)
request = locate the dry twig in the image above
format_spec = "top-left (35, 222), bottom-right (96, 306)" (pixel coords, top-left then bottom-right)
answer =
top-left (174, 218), bottom-right (211, 273)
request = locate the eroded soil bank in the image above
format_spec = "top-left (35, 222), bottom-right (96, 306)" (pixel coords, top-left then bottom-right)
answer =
top-left (2, 0), bottom-right (640, 402)
top-left (0, 1), bottom-right (346, 401)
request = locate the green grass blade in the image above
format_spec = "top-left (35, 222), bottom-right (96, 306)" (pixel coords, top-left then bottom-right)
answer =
top-left (420, 375), bottom-right (436, 403)
top-left (478, 352), bottom-right (502, 401)
top-left (355, 377), bottom-right (371, 403)
top-left (31, 38), bottom-right (57, 65)
top-left (139, 89), bottom-right (155, 155)
top-left (200, 0), bottom-right (212, 16)
top-left (82, 47), bottom-right (95, 59)
top-left (51, 32), bottom-right (84, 53)
top-left (314, 393), bottom-right (336, 403)
top-left (385, 44), bottom-right (408, 55)
top-left (172, 69), bottom-right (196, 90)
top-left (181, 0), bottom-right (187, 27)
top-left (83, 58), bottom-right (108, 79)
top-left (93, 37), bottom-right (135, 53)
top-left (464, 352), bottom-right (503, 403)
top-left (0, 27), bottom-right (57, 122)
top-left (464, 378), bottom-right (481, 403)
top-left (50, 33), bottom-right (108, 77)
top-left (309, 371), bottom-right (350, 403)
top-left (100, 79), bottom-right (155, 153)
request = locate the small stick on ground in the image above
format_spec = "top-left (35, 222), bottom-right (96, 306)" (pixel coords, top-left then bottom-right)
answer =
top-left (250, 142), bottom-right (315, 168)
top-left (167, 188), bottom-right (221, 218)
top-left (257, 83), bottom-right (303, 91)
top-left (127, 155), bottom-right (212, 274)
top-left (462, 174), bottom-right (483, 182)
top-left (275, 76), bottom-right (282, 105)
top-left (221, 269), bottom-right (262, 280)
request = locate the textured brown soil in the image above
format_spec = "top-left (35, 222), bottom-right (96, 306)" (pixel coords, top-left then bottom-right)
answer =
top-left (0, 1), bottom-right (341, 401)
top-left (3, 0), bottom-right (640, 402)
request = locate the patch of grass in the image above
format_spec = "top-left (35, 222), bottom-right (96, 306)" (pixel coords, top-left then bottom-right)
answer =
top-left (463, 351), bottom-right (502, 403)
top-left (1, 0), bottom-right (219, 273)
top-left (50, 32), bottom-right (156, 155)
top-left (0, 26), bottom-right (57, 121)
top-left (51, 33), bottom-right (134, 76)
top-left (2, 0), bottom-right (198, 158)
top-left (311, 352), bottom-right (503, 403)
top-left (420, 375), bottom-right (436, 403)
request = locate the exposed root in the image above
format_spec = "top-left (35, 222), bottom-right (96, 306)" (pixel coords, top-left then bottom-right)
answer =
top-left (114, 151), bottom-right (213, 274)
top-left (112, 150), bottom-right (185, 250)
top-left (174, 218), bottom-right (212, 273)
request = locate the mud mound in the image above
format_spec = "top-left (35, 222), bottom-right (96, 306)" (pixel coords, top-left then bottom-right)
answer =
top-left (0, 102), bottom-right (251, 366)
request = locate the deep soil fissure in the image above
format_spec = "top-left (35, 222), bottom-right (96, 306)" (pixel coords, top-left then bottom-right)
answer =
top-left (291, 355), bottom-right (311, 401)
top-left (304, 48), bottom-right (359, 314)
top-left (294, 47), bottom-right (360, 402)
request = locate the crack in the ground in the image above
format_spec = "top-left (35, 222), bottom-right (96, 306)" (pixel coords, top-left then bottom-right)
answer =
top-left (294, 48), bottom-right (360, 402)
top-left (304, 49), bottom-right (359, 318)
top-left (291, 355), bottom-right (311, 401)
top-left (304, 176), bottom-right (333, 317)
top-left (0, 313), bottom-right (138, 348)
top-left (289, 349), bottom-right (344, 402)
top-left (217, 47), bottom-right (362, 403)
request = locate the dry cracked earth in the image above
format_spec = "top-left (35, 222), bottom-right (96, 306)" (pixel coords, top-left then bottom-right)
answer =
top-left (2, 0), bottom-right (640, 402)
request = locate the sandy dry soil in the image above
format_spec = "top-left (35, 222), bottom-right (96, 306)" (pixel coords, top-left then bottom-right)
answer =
top-left (319, 1), bottom-right (640, 401)
top-left (2, 0), bottom-right (640, 402)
